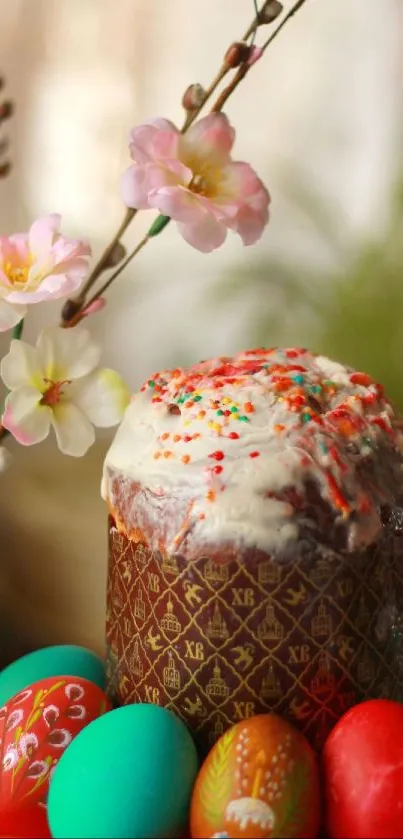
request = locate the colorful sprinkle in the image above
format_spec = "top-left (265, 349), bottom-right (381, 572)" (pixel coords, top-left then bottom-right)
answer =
top-left (209, 450), bottom-right (225, 461)
top-left (133, 347), bottom-right (399, 545)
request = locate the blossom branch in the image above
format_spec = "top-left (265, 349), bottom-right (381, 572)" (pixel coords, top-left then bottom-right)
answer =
top-left (59, 1), bottom-right (270, 321)
top-left (61, 0), bottom-right (310, 326)
top-left (65, 215), bottom-right (170, 328)
top-left (76, 207), bottom-right (136, 302)
top-left (211, 0), bottom-right (310, 113)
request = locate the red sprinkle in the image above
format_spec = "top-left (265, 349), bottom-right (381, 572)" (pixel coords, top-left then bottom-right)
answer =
top-left (350, 372), bottom-right (374, 387)
top-left (249, 451), bottom-right (260, 458)
top-left (209, 450), bottom-right (225, 461)
top-left (371, 417), bottom-right (391, 433)
top-left (228, 432), bottom-right (240, 439)
top-left (212, 465), bottom-right (223, 474)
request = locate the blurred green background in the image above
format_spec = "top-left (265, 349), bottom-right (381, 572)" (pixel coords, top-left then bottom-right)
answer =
top-left (215, 171), bottom-right (403, 410)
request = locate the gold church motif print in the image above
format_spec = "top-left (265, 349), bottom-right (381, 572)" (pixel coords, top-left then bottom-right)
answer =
top-left (258, 561), bottom-right (281, 586)
top-left (134, 544), bottom-right (149, 567)
top-left (161, 552), bottom-right (179, 577)
top-left (160, 595), bottom-right (181, 635)
top-left (112, 575), bottom-right (124, 611)
top-left (260, 661), bottom-right (282, 700)
top-left (163, 651), bottom-right (181, 691)
top-left (310, 652), bottom-right (335, 697)
top-left (311, 600), bottom-right (333, 638)
top-left (123, 616), bottom-right (133, 637)
top-left (133, 587), bottom-right (146, 622)
top-left (206, 602), bottom-right (229, 641)
top-left (206, 659), bottom-right (230, 698)
top-left (107, 517), bottom-right (403, 753)
top-left (309, 558), bottom-right (332, 584)
top-left (258, 603), bottom-right (284, 641)
top-left (129, 640), bottom-right (143, 679)
top-left (209, 715), bottom-right (225, 746)
top-left (203, 557), bottom-right (229, 583)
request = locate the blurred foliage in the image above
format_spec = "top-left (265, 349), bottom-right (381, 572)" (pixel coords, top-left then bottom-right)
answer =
top-left (215, 175), bottom-right (403, 410)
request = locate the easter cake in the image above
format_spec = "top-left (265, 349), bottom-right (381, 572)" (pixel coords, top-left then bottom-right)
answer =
top-left (102, 347), bottom-right (403, 752)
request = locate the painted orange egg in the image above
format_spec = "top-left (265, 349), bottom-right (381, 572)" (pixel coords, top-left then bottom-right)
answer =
top-left (190, 714), bottom-right (321, 839)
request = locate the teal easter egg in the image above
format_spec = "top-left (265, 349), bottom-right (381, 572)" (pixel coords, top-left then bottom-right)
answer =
top-left (0, 645), bottom-right (105, 706)
top-left (48, 703), bottom-right (198, 839)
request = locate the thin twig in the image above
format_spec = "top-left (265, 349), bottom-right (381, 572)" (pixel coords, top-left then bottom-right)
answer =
top-left (261, 0), bottom-right (308, 52)
top-left (211, 0), bottom-right (310, 113)
top-left (65, 233), bottom-right (152, 328)
top-left (74, 207), bottom-right (136, 301)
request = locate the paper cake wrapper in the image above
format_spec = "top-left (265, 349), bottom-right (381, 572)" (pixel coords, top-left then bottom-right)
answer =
top-left (105, 518), bottom-right (403, 754)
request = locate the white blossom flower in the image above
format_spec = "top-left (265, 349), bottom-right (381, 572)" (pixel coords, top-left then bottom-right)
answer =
top-left (3, 746), bottom-right (18, 771)
top-left (18, 731), bottom-right (39, 758)
top-left (0, 326), bottom-right (130, 456)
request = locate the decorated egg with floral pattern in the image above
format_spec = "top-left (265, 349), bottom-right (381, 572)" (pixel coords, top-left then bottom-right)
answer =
top-left (190, 714), bottom-right (320, 839)
top-left (0, 805), bottom-right (51, 838)
top-left (0, 675), bottom-right (111, 815)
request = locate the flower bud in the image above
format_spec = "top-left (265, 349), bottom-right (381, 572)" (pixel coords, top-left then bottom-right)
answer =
top-left (224, 42), bottom-right (251, 69)
top-left (104, 241), bottom-right (126, 269)
top-left (182, 83), bottom-right (206, 112)
top-left (61, 297), bottom-right (82, 323)
top-left (82, 297), bottom-right (106, 318)
top-left (258, 0), bottom-right (283, 24)
top-left (0, 161), bottom-right (11, 178)
top-left (0, 100), bottom-right (14, 121)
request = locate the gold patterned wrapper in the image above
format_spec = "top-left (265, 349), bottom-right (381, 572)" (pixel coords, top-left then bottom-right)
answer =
top-left (106, 518), bottom-right (403, 754)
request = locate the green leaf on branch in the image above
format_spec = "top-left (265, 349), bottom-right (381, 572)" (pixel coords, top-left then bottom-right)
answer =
top-left (12, 319), bottom-right (24, 341)
top-left (147, 214), bottom-right (171, 238)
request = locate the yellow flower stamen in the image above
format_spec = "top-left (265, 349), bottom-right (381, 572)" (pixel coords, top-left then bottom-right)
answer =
top-left (40, 378), bottom-right (71, 407)
top-left (4, 260), bottom-right (30, 288)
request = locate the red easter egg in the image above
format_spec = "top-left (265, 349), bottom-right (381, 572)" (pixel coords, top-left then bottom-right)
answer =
top-left (0, 805), bottom-right (51, 838)
top-left (0, 676), bottom-right (111, 815)
top-left (323, 699), bottom-right (403, 838)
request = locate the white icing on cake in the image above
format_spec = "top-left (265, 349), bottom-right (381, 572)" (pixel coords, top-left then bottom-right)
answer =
top-left (102, 347), bottom-right (403, 555)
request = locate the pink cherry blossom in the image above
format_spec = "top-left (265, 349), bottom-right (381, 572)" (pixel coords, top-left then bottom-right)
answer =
top-left (121, 113), bottom-right (270, 253)
top-left (0, 214), bottom-right (91, 332)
